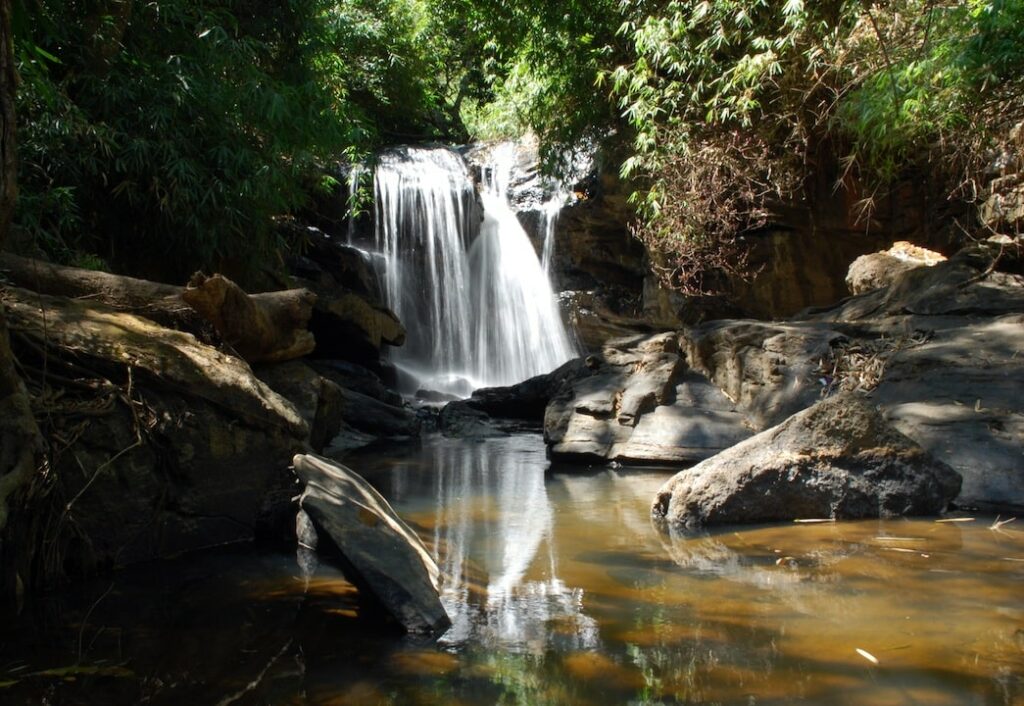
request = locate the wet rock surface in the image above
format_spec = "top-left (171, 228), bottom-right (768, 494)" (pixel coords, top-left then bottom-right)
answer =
top-left (288, 228), bottom-right (405, 370)
top-left (652, 394), bottom-right (962, 529)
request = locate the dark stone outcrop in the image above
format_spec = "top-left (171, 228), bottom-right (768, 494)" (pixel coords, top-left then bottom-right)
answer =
top-left (652, 393), bottom-right (962, 529)
top-left (256, 361), bottom-right (345, 452)
top-left (288, 228), bottom-right (405, 369)
top-left (462, 358), bottom-right (591, 420)
top-left (294, 453), bottom-right (450, 634)
top-left (435, 358), bottom-right (594, 438)
top-left (2, 289), bottom-right (309, 583)
top-left (438, 402), bottom-right (511, 438)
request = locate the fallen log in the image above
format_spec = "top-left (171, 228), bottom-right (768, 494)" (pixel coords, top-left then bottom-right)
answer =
top-left (0, 253), bottom-right (316, 363)
top-left (182, 272), bottom-right (315, 364)
top-left (293, 453), bottom-right (450, 634)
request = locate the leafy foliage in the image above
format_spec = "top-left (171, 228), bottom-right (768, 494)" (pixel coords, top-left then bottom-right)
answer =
top-left (11, 0), bottom-right (1022, 289)
top-left (13, 0), bottom-right (465, 279)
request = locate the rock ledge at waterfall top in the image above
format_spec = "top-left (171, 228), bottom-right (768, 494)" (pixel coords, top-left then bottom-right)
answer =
top-left (652, 393), bottom-right (962, 529)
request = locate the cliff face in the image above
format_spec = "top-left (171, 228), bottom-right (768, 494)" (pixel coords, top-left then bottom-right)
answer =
top-left (513, 142), bottom-right (969, 331)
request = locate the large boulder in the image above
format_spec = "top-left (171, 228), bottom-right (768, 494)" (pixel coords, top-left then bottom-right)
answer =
top-left (293, 453), bottom-right (450, 634)
top-left (544, 333), bottom-right (751, 463)
top-left (818, 238), bottom-right (1024, 322)
top-left (652, 393), bottom-right (962, 529)
top-left (1, 288), bottom-right (309, 584)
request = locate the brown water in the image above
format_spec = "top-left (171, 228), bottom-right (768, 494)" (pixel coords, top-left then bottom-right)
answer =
top-left (1, 433), bottom-right (1022, 704)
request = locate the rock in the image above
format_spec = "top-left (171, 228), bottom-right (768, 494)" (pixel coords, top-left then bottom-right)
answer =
top-left (652, 393), bottom-right (962, 529)
top-left (555, 165), bottom-right (647, 292)
top-left (283, 227), bottom-right (406, 370)
top-left (311, 359), bottom-right (402, 406)
top-left (434, 358), bottom-right (597, 439)
top-left (293, 453), bottom-right (450, 633)
top-left (982, 175), bottom-right (1024, 233)
top-left (846, 253), bottom-right (917, 296)
top-left (845, 241), bottom-right (947, 296)
top-left (818, 242), bottom-right (1024, 322)
top-left (324, 422), bottom-right (378, 457)
top-left (438, 402), bottom-right (511, 438)
top-left (295, 228), bottom-right (383, 301)
top-left (336, 387), bottom-right (420, 438)
top-left (415, 388), bottom-right (460, 404)
top-left (2, 289), bottom-right (309, 584)
top-left (561, 289), bottom-right (649, 352)
top-left (870, 314), bottom-right (1024, 512)
top-left (544, 332), bottom-right (752, 464)
top-left (981, 123), bottom-right (1024, 233)
top-left (464, 358), bottom-right (591, 421)
top-left (3, 288), bottom-right (307, 437)
top-left (309, 292), bottom-right (406, 369)
top-left (681, 320), bottom-right (844, 429)
top-left (256, 361), bottom-right (345, 452)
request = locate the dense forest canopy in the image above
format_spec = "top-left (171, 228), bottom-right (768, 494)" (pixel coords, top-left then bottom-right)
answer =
top-left (10, 0), bottom-right (1024, 286)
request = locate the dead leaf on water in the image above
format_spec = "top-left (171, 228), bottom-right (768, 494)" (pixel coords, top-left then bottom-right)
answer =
top-left (856, 648), bottom-right (879, 665)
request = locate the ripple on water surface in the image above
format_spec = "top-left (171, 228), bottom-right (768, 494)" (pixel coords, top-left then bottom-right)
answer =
top-left (1, 433), bottom-right (1022, 705)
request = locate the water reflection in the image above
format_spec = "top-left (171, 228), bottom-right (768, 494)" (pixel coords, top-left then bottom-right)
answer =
top-left (376, 435), bottom-right (600, 653)
top-left (1, 434), bottom-right (1022, 705)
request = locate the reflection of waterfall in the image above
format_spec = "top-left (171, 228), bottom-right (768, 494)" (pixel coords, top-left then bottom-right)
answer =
top-left (390, 437), bottom-right (598, 653)
top-left (373, 145), bottom-right (576, 396)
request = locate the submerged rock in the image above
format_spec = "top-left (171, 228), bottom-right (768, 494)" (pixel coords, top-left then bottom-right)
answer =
top-left (438, 402), bottom-right (511, 438)
top-left (293, 453), bottom-right (450, 634)
top-left (652, 394), bottom-right (962, 529)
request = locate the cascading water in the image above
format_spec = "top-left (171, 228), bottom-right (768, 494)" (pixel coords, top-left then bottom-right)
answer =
top-left (373, 144), bottom-right (577, 396)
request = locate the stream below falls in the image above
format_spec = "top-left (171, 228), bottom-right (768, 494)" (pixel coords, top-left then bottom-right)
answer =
top-left (1, 433), bottom-right (1022, 704)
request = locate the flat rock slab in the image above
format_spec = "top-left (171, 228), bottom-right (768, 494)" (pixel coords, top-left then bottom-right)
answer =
top-left (294, 453), bottom-right (450, 634)
top-left (652, 393), bottom-right (962, 529)
top-left (872, 314), bottom-right (1024, 512)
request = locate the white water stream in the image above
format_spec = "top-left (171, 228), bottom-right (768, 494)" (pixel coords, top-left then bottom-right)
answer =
top-left (373, 144), bottom-right (576, 396)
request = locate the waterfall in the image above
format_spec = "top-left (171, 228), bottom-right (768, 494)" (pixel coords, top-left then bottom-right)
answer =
top-left (539, 196), bottom-right (563, 275)
top-left (373, 144), bottom-right (577, 396)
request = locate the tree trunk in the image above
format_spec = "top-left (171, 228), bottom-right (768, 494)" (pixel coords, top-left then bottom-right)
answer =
top-left (0, 253), bottom-right (318, 363)
top-left (0, 252), bottom-right (200, 328)
top-left (0, 0), bottom-right (45, 601)
top-left (182, 272), bottom-right (317, 363)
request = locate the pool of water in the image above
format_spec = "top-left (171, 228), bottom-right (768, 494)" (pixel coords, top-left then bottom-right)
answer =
top-left (1, 434), bottom-right (1022, 704)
